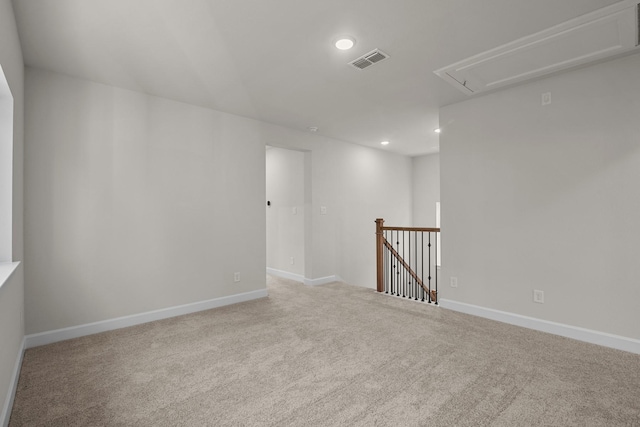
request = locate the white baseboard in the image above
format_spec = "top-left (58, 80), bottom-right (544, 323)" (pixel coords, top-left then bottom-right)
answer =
top-left (25, 289), bottom-right (268, 349)
top-left (266, 268), bottom-right (341, 287)
top-left (303, 275), bottom-right (341, 286)
top-left (1, 337), bottom-right (25, 427)
top-left (266, 268), bottom-right (305, 283)
top-left (439, 299), bottom-right (640, 355)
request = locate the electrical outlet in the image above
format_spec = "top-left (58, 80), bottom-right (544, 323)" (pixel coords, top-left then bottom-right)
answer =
top-left (290, 257), bottom-right (294, 265)
top-left (450, 276), bottom-right (458, 288)
top-left (234, 272), bottom-right (241, 282)
top-left (292, 206), bottom-right (297, 215)
top-left (320, 206), bottom-right (327, 215)
top-left (533, 290), bottom-right (544, 303)
top-left (541, 92), bottom-right (551, 106)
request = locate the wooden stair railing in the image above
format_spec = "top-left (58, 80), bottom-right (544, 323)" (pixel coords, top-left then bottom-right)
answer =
top-left (376, 218), bottom-right (440, 303)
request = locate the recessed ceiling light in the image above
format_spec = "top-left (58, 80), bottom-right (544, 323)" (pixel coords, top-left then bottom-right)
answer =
top-left (380, 141), bottom-right (390, 146)
top-left (434, 128), bottom-right (441, 133)
top-left (335, 36), bottom-right (356, 50)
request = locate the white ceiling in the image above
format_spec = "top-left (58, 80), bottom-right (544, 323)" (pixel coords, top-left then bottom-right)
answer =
top-left (13, 0), bottom-right (620, 156)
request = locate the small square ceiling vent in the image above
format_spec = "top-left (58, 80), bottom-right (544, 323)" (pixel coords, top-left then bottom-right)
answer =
top-left (434, 0), bottom-right (640, 95)
top-left (349, 49), bottom-right (389, 70)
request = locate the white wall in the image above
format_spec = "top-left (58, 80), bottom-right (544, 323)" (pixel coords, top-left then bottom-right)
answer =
top-left (0, 266), bottom-right (22, 425)
top-left (440, 53), bottom-right (640, 340)
top-left (24, 65), bottom-right (413, 334)
top-left (412, 153), bottom-right (440, 227)
top-left (25, 68), bottom-right (266, 334)
top-left (266, 147), bottom-right (305, 276)
top-left (0, 0), bottom-right (24, 424)
top-left (264, 129), bottom-right (413, 288)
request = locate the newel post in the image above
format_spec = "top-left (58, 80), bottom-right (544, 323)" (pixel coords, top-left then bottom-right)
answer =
top-left (375, 218), bottom-right (384, 293)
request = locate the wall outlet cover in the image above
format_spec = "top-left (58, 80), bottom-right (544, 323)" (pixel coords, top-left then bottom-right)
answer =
top-left (533, 289), bottom-right (544, 303)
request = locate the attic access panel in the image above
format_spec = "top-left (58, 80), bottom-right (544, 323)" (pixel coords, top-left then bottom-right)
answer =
top-left (434, 1), bottom-right (640, 95)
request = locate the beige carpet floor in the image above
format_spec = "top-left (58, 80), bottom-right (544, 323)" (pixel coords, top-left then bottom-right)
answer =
top-left (10, 275), bottom-right (640, 426)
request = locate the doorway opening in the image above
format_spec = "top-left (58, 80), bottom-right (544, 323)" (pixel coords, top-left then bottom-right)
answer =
top-left (265, 146), bottom-right (310, 282)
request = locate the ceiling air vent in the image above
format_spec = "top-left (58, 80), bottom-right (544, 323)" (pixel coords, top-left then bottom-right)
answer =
top-left (349, 49), bottom-right (389, 70)
top-left (434, 0), bottom-right (640, 95)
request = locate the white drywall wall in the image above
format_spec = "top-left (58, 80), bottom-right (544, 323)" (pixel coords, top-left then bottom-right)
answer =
top-left (24, 66), bottom-right (413, 333)
top-left (24, 68), bottom-right (266, 334)
top-left (440, 52), bottom-right (640, 340)
top-left (0, 265), bottom-right (23, 426)
top-left (0, 0), bottom-right (25, 424)
top-left (412, 153), bottom-right (440, 227)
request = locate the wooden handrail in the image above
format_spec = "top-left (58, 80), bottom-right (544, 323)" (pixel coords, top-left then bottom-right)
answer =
top-left (381, 226), bottom-right (440, 232)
